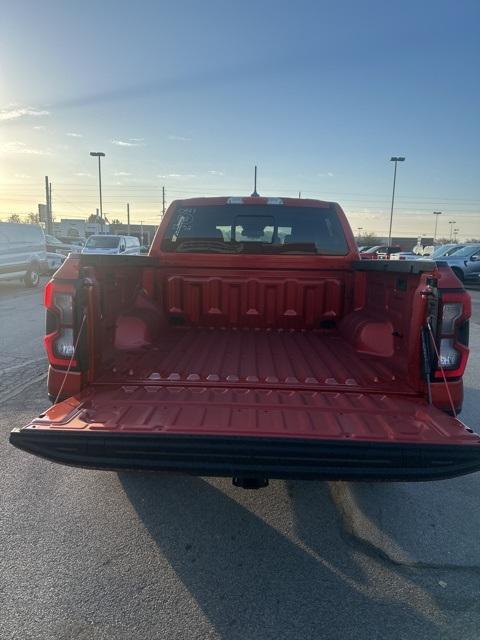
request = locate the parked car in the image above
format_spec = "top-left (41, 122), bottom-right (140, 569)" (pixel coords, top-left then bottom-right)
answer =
top-left (443, 244), bottom-right (480, 283)
top-left (45, 251), bottom-right (66, 274)
top-left (389, 251), bottom-right (418, 261)
top-left (45, 234), bottom-right (76, 256)
top-left (360, 245), bottom-right (402, 260)
top-left (56, 236), bottom-right (85, 248)
top-left (82, 234), bottom-right (141, 255)
top-left (0, 222), bottom-right (47, 287)
top-left (429, 244), bottom-right (466, 259)
top-left (376, 246), bottom-right (403, 259)
top-left (357, 245), bottom-right (374, 252)
top-left (11, 196), bottom-right (480, 484)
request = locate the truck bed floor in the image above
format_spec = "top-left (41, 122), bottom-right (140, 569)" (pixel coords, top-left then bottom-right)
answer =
top-left (99, 327), bottom-right (409, 393)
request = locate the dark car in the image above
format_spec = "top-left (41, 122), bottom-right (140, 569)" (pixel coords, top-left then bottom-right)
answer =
top-left (45, 234), bottom-right (76, 256)
top-left (0, 223), bottom-right (47, 287)
top-left (56, 236), bottom-right (85, 248)
top-left (360, 244), bottom-right (402, 260)
top-left (443, 244), bottom-right (480, 283)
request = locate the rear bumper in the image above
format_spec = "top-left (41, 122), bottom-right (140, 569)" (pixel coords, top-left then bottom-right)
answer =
top-left (9, 429), bottom-right (480, 481)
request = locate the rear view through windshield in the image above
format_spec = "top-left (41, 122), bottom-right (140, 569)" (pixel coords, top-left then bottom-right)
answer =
top-left (85, 236), bottom-right (120, 249)
top-left (161, 205), bottom-right (349, 255)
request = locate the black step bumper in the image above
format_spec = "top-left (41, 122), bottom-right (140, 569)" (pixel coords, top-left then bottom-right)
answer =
top-left (9, 429), bottom-right (480, 481)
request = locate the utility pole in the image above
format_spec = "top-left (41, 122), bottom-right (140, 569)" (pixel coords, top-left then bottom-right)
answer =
top-left (90, 151), bottom-right (105, 232)
top-left (433, 211), bottom-right (442, 242)
top-left (298, 191), bottom-right (302, 199)
top-left (162, 186), bottom-right (166, 217)
top-left (140, 220), bottom-right (143, 245)
top-left (49, 182), bottom-right (52, 234)
top-left (449, 220), bottom-right (456, 241)
top-left (127, 203), bottom-right (130, 235)
top-left (388, 156), bottom-right (406, 247)
top-left (45, 176), bottom-right (52, 234)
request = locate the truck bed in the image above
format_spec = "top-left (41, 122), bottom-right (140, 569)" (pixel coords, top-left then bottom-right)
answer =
top-left (99, 327), bottom-right (410, 393)
top-left (13, 323), bottom-right (479, 481)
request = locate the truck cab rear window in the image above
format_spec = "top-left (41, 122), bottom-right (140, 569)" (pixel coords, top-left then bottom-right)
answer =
top-left (161, 205), bottom-right (348, 255)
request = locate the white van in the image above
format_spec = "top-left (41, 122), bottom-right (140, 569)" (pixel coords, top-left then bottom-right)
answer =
top-left (82, 235), bottom-right (141, 255)
top-left (0, 223), bottom-right (47, 287)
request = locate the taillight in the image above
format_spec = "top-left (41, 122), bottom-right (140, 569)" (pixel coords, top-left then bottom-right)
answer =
top-left (44, 281), bottom-right (77, 368)
top-left (434, 293), bottom-right (471, 379)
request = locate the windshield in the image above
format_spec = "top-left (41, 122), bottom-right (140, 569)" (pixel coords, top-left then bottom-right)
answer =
top-left (362, 245), bottom-right (382, 253)
top-left (161, 205), bottom-right (349, 255)
top-left (431, 245), bottom-right (463, 257)
top-left (85, 236), bottom-right (120, 249)
top-left (449, 245), bottom-right (480, 258)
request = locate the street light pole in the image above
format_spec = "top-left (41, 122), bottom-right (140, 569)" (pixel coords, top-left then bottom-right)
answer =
top-left (449, 220), bottom-right (456, 242)
top-left (90, 152), bottom-right (105, 231)
top-left (388, 156), bottom-right (405, 247)
top-left (433, 211), bottom-right (442, 242)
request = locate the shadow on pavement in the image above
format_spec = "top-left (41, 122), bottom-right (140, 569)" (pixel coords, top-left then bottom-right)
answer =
top-left (120, 473), bottom-right (443, 640)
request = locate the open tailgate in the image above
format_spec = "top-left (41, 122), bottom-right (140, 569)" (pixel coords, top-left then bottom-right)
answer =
top-left (10, 384), bottom-right (480, 481)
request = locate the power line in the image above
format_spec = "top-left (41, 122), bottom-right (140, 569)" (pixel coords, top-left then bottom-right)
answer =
top-left (0, 182), bottom-right (479, 203)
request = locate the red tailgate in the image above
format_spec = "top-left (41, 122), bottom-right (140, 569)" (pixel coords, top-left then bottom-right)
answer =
top-left (10, 384), bottom-right (480, 483)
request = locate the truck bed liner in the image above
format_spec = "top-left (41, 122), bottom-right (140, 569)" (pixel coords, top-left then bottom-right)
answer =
top-left (100, 327), bottom-right (409, 392)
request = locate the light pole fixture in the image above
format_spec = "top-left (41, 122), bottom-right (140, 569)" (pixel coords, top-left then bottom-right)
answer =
top-left (433, 211), bottom-right (442, 242)
top-left (388, 156), bottom-right (405, 247)
top-left (357, 227), bottom-right (363, 236)
top-left (90, 151), bottom-right (105, 230)
top-left (448, 219), bottom-right (456, 241)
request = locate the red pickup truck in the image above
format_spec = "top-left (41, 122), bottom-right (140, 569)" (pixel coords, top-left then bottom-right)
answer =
top-left (10, 196), bottom-right (480, 487)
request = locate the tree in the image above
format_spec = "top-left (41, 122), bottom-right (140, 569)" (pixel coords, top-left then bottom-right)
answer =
top-left (436, 237), bottom-right (457, 244)
top-left (25, 212), bottom-right (40, 224)
top-left (110, 218), bottom-right (121, 225)
top-left (88, 214), bottom-right (102, 223)
top-left (358, 231), bottom-right (376, 241)
top-left (7, 213), bottom-right (22, 223)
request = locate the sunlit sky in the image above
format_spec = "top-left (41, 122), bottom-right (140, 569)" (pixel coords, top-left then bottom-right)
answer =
top-left (1, 0), bottom-right (479, 238)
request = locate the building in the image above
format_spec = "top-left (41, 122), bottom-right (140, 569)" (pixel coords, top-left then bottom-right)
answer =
top-left (109, 223), bottom-right (158, 246)
top-left (53, 218), bottom-right (88, 238)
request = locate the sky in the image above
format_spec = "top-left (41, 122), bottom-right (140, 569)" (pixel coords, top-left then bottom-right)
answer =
top-left (0, 0), bottom-right (479, 238)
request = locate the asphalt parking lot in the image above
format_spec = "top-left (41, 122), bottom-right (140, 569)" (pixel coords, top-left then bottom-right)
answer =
top-left (1, 281), bottom-right (479, 640)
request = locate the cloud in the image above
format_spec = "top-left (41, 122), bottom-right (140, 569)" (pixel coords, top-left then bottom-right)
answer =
top-left (168, 135), bottom-right (191, 142)
top-left (32, 125), bottom-right (46, 131)
top-left (0, 106), bottom-right (49, 121)
top-left (75, 172), bottom-right (93, 177)
top-left (1, 141), bottom-right (51, 155)
top-left (114, 171), bottom-right (131, 176)
top-left (111, 138), bottom-right (144, 147)
top-left (167, 173), bottom-right (196, 178)
top-left (318, 172), bottom-right (334, 178)
top-left (208, 170), bottom-right (224, 176)
top-left (14, 173), bottom-right (31, 178)
top-left (157, 173), bottom-right (196, 179)
top-left (67, 132), bottom-right (83, 138)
